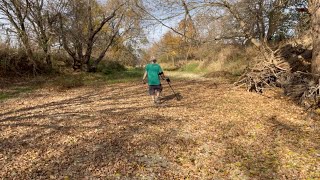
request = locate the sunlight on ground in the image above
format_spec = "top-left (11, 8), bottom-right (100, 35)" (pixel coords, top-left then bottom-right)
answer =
top-left (0, 73), bottom-right (319, 179)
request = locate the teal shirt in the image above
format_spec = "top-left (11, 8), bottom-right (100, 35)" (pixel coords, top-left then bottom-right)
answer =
top-left (145, 63), bottom-right (163, 85)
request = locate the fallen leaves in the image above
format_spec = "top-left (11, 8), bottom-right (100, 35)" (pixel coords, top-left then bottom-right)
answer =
top-left (0, 79), bottom-right (319, 179)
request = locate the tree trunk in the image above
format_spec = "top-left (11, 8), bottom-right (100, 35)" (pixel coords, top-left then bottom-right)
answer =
top-left (73, 57), bottom-right (83, 71)
top-left (185, 44), bottom-right (191, 61)
top-left (45, 52), bottom-right (52, 69)
top-left (20, 32), bottom-right (37, 73)
top-left (87, 31), bottom-right (118, 72)
top-left (88, 42), bottom-right (113, 72)
top-left (172, 56), bottom-right (175, 66)
top-left (257, 0), bottom-right (266, 41)
top-left (311, 1), bottom-right (320, 76)
top-left (42, 43), bottom-right (52, 69)
top-left (266, 10), bottom-right (278, 41)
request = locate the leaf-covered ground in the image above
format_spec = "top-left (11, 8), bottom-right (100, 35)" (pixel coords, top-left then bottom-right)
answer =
top-left (0, 76), bottom-right (319, 179)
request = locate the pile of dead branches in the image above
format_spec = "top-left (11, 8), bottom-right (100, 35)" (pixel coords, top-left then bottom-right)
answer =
top-left (235, 58), bottom-right (288, 93)
top-left (283, 72), bottom-right (320, 110)
top-left (235, 44), bottom-right (320, 110)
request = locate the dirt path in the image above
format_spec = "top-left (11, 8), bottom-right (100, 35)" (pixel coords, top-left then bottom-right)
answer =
top-left (0, 77), bottom-right (319, 179)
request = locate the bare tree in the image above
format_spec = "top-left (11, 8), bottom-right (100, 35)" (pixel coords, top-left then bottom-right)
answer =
top-left (57, 0), bottom-right (125, 71)
top-left (0, 0), bottom-right (36, 71)
top-left (27, 0), bottom-right (56, 68)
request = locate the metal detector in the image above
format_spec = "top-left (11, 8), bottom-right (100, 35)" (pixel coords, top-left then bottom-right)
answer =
top-left (166, 80), bottom-right (181, 100)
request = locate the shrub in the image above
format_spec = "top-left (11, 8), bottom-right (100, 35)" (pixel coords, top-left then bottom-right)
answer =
top-left (98, 61), bottom-right (126, 75)
top-left (0, 44), bottom-right (62, 76)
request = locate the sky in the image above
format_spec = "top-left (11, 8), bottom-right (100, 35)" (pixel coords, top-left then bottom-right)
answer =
top-left (98, 0), bottom-right (177, 47)
top-left (97, 0), bottom-right (184, 45)
top-left (144, 20), bottom-right (179, 45)
top-left (139, 1), bottom-right (185, 46)
top-left (0, 0), bottom-right (182, 48)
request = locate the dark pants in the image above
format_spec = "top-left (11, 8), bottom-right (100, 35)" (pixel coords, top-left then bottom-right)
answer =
top-left (149, 84), bottom-right (162, 95)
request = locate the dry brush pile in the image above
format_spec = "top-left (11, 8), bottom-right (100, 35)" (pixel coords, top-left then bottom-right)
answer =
top-left (235, 35), bottom-right (320, 111)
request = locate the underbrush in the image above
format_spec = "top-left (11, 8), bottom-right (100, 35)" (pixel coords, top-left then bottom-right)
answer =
top-left (98, 61), bottom-right (127, 75)
top-left (0, 44), bottom-right (72, 76)
top-left (177, 45), bottom-right (253, 79)
top-left (0, 44), bottom-right (142, 97)
top-left (53, 74), bottom-right (85, 90)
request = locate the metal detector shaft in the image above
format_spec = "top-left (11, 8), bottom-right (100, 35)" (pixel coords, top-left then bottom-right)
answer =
top-left (167, 82), bottom-right (179, 100)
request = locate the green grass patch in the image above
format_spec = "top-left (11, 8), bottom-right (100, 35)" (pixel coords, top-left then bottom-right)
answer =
top-left (103, 68), bottom-right (144, 84)
top-left (44, 67), bottom-right (144, 90)
top-left (70, 68), bottom-right (145, 85)
top-left (0, 93), bottom-right (10, 101)
top-left (13, 87), bottom-right (34, 93)
top-left (0, 86), bottom-right (35, 101)
top-left (1, 68), bottom-right (144, 97)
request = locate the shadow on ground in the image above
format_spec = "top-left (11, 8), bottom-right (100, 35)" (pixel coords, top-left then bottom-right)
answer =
top-left (0, 80), bottom-right (319, 179)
